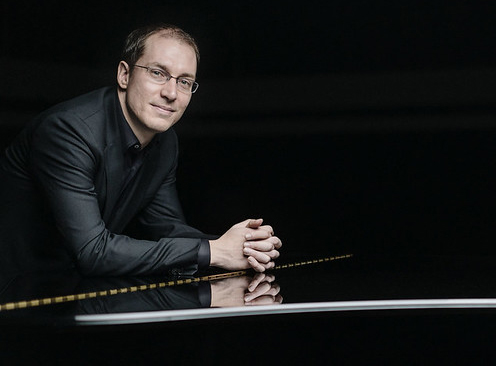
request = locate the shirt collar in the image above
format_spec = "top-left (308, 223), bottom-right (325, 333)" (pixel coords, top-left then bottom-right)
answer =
top-left (121, 119), bottom-right (142, 154)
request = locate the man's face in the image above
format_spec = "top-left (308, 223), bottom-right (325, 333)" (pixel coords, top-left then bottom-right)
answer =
top-left (117, 33), bottom-right (197, 142)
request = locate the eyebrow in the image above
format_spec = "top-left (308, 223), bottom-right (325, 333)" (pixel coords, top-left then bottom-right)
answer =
top-left (150, 62), bottom-right (196, 79)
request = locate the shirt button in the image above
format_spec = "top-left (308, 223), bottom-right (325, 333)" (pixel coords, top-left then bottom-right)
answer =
top-left (133, 144), bottom-right (140, 150)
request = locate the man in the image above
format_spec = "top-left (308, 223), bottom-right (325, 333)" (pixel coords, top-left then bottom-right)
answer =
top-left (0, 24), bottom-right (281, 277)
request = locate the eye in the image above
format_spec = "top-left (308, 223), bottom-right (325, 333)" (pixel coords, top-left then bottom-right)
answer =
top-left (150, 69), bottom-right (166, 79)
top-left (178, 78), bottom-right (193, 87)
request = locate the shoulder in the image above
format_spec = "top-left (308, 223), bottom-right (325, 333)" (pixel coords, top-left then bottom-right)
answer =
top-left (28, 87), bottom-right (118, 145)
top-left (39, 87), bottom-right (115, 126)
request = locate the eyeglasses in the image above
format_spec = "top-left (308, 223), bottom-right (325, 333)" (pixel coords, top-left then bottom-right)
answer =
top-left (132, 64), bottom-right (199, 93)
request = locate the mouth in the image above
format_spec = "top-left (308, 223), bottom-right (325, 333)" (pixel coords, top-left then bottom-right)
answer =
top-left (151, 104), bottom-right (175, 115)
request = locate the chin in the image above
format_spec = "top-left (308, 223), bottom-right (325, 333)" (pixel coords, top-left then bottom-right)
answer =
top-left (149, 121), bottom-right (177, 134)
top-left (142, 114), bottom-right (172, 129)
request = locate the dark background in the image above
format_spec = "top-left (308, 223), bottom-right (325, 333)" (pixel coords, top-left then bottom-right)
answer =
top-left (2, 1), bottom-right (496, 258)
top-left (3, 1), bottom-right (496, 77)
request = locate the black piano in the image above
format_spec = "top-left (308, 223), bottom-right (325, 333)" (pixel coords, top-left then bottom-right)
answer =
top-left (2, 251), bottom-right (496, 364)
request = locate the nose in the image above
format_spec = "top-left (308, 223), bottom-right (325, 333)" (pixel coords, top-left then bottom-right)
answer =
top-left (160, 79), bottom-right (177, 100)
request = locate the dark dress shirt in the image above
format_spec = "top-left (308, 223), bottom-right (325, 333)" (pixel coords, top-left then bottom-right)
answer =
top-left (116, 103), bottom-right (211, 270)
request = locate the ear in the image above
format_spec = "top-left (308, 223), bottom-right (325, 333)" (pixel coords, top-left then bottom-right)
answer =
top-left (117, 61), bottom-right (130, 90)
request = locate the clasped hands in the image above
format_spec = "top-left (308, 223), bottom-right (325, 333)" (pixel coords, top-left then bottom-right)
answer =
top-left (209, 218), bottom-right (282, 272)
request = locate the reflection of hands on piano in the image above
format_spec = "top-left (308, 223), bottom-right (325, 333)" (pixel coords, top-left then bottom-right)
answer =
top-left (244, 273), bottom-right (282, 305)
top-left (210, 272), bottom-right (282, 307)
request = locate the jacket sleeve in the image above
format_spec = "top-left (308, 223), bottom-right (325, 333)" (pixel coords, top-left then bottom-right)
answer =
top-left (30, 112), bottom-right (204, 277)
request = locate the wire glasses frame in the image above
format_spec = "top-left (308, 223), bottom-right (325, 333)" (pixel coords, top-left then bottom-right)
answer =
top-left (132, 64), bottom-right (199, 93)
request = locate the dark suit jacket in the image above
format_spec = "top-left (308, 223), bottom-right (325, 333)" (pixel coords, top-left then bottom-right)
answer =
top-left (0, 87), bottom-right (211, 277)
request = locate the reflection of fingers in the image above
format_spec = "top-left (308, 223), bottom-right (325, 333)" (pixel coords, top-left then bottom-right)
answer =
top-left (248, 273), bottom-right (266, 292)
top-left (263, 274), bottom-right (275, 283)
top-left (244, 282), bottom-right (271, 301)
top-left (248, 273), bottom-right (276, 292)
top-left (245, 295), bottom-right (278, 306)
top-left (265, 284), bottom-right (281, 297)
top-left (248, 283), bottom-right (280, 300)
top-left (245, 293), bottom-right (283, 306)
top-left (253, 272), bottom-right (266, 282)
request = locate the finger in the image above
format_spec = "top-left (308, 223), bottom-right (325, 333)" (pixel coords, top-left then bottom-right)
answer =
top-left (247, 256), bottom-right (266, 272)
top-left (244, 239), bottom-right (276, 252)
top-left (244, 281), bottom-right (272, 301)
top-left (247, 283), bottom-right (280, 301)
top-left (245, 291), bottom-right (283, 306)
top-left (259, 260), bottom-right (275, 270)
top-left (272, 236), bottom-right (282, 249)
top-left (243, 247), bottom-right (272, 263)
top-left (267, 249), bottom-right (280, 259)
top-left (248, 272), bottom-right (268, 292)
top-left (248, 257), bottom-right (276, 270)
top-left (264, 283), bottom-right (281, 297)
top-left (234, 218), bottom-right (262, 230)
top-left (246, 218), bottom-right (263, 229)
top-left (244, 228), bottom-right (271, 240)
top-left (248, 273), bottom-right (276, 292)
top-left (262, 274), bottom-right (275, 283)
top-left (258, 225), bottom-right (274, 236)
top-left (247, 257), bottom-right (275, 272)
top-left (246, 236), bottom-right (282, 250)
top-left (245, 295), bottom-right (281, 306)
top-left (244, 246), bottom-right (280, 261)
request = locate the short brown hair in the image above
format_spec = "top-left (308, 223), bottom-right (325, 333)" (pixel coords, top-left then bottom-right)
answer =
top-left (122, 23), bottom-right (200, 68)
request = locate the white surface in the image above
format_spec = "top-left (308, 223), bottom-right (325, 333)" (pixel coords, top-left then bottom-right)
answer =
top-left (75, 298), bottom-right (496, 325)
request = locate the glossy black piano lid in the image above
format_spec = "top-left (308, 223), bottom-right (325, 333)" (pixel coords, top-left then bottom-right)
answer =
top-left (2, 253), bottom-right (496, 364)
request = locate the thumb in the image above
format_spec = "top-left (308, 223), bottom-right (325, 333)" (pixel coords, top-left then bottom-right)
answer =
top-left (245, 218), bottom-right (263, 228)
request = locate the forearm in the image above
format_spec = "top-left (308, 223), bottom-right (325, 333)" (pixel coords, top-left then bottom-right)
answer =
top-left (75, 230), bottom-right (203, 276)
